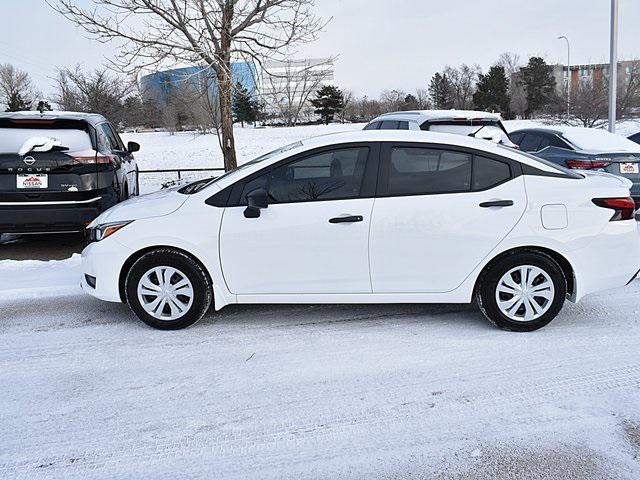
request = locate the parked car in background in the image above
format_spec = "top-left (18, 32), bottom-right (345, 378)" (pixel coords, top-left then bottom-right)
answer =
top-left (81, 130), bottom-right (640, 333)
top-left (629, 131), bottom-right (640, 145)
top-left (364, 110), bottom-right (518, 147)
top-left (0, 111), bottom-right (139, 235)
top-left (510, 126), bottom-right (640, 207)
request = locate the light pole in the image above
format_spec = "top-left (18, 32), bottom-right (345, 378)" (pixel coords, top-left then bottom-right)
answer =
top-left (557, 35), bottom-right (570, 121)
top-left (608, 0), bottom-right (619, 133)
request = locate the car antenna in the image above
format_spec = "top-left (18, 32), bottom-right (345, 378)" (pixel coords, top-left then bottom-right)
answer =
top-left (468, 126), bottom-right (485, 138)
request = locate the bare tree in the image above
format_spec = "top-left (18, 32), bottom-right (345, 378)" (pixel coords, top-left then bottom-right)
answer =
top-left (0, 64), bottom-right (37, 111)
top-left (379, 89), bottom-right (406, 112)
top-left (50, 0), bottom-right (328, 171)
top-left (498, 52), bottom-right (522, 119)
top-left (54, 66), bottom-right (135, 125)
top-left (414, 88), bottom-right (431, 109)
top-left (339, 89), bottom-right (353, 122)
top-left (618, 60), bottom-right (640, 119)
top-left (262, 57), bottom-right (333, 126)
top-left (443, 64), bottom-right (480, 110)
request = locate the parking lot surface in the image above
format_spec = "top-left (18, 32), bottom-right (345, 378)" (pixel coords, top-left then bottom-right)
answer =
top-left (1, 256), bottom-right (639, 479)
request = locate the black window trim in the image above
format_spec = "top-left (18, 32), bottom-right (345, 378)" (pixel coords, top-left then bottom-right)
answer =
top-left (213, 142), bottom-right (381, 207)
top-left (376, 142), bottom-right (521, 198)
top-left (205, 140), bottom-right (579, 207)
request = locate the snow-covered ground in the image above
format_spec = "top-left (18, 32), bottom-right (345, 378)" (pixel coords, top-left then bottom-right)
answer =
top-left (3, 122), bottom-right (640, 478)
top-left (122, 124), bottom-right (364, 193)
top-left (1, 255), bottom-right (640, 479)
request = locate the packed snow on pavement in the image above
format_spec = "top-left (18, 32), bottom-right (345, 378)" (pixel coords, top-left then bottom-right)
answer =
top-left (2, 123), bottom-right (640, 479)
top-left (1, 254), bottom-right (640, 479)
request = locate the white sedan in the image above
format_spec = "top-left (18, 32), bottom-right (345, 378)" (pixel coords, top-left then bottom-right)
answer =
top-left (81, 130), bottom-right (640, 331)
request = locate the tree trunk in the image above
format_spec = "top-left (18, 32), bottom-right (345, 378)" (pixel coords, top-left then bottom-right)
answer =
top-left (217, 65), bottom-right (237, 171)
top-left (217, 4), bottom-right (237, 172)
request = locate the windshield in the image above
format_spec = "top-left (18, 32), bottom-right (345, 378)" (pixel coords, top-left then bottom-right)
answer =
top-left (179, 141), bottom-right (304, 194)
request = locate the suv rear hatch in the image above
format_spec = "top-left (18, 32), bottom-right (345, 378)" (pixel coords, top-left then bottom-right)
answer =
top-left (420, 117), bottom-right (517, 147)
top-left (0, 118), bottom-right (107, 204)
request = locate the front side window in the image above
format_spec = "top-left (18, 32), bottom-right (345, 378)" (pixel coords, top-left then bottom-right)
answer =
top-left (240, 147), bottom-right (369, 204)
top-left (379, 120), bottom-right (399, 130)
top-left (387, 147), bottom-right (472, 195)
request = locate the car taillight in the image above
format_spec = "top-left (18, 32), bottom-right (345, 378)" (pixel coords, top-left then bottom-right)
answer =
top-left (592, 197), bottom-right (636, 221)
top-left (567, 160), bottom-right (612, 170)
top-left (70, 151), bottom-right (114, 164)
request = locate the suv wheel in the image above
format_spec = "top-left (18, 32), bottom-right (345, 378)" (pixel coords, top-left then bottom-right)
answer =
top-left (125, 249), bottom-right (212, 330)
top-left (476, 252), bottom-right (567, 332)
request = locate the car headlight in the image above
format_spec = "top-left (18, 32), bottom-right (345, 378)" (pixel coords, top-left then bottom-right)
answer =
top-left (87, 221), bottom-right (133, 243)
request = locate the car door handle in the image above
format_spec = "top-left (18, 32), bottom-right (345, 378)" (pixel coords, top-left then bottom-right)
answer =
top-left (329, 215), bottom-right (363, 224)
top-left (479, 200), bottom-right (514, 208)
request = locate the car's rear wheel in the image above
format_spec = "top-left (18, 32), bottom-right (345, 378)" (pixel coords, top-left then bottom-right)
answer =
top-left (125, 249), bottom-right (212, 330)
top-left (476, 252), bottom-right (567, 332)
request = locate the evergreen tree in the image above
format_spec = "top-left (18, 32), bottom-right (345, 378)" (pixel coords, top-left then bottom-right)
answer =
top-left (428, 72), bottom-right (455, 109)
top-left (473, 65), bottom-right (510, 116)
top-left (310, 85), bottom-right (344, 124)
top-left (402, 93), bottom-right (419, 111)
top-left (36, 100), bottom-right (52, 113)
top-left (520, 57), bottom-right (556, 118)
top-left (232, 82), bottom-right (259, 127)
top-left (5, 91), bottom-right (32, 112)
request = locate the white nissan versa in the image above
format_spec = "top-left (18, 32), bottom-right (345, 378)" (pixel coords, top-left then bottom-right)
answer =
top-left (81, 130), bottom-right (640, 332)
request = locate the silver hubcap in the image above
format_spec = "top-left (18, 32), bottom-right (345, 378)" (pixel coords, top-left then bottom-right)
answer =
top-left (495, 265), bottom-right (555, 322)
top-left (137, 266), bottom-right (194, 321)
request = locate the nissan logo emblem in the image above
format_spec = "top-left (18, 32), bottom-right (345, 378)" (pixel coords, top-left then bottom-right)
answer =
top-left (23, 156), bottom-right (36, 166)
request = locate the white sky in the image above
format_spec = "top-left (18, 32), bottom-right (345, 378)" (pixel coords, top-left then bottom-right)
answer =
top-left (1, 0), bottom-right (639, 99)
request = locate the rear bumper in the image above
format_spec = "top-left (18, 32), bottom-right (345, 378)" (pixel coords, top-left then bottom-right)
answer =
top-left (0, 189), bottom-right (118, 233)
top-left (571, 220), bottom-right (640, 301)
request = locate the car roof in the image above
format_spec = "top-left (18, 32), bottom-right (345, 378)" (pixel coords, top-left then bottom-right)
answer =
top-left (369, 109), bottom-right (503, 124)
top-left (0, 110), bottom-right (108, 125)
top-left (210, 129), bottom-right (564, 191)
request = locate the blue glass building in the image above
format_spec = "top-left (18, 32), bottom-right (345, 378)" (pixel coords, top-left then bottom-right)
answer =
top-left (140, 62), bottom-right (257, 104)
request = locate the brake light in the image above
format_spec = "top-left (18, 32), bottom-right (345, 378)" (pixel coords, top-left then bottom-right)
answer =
top-left (592, 197), bottom-right (636, 221)
top-left (70, 150), bottom-right (114, 164)
top-left (567, 160), bottom-right (611, 170)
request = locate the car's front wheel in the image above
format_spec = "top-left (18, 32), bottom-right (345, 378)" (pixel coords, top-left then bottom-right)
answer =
top-left (476, 252), bottom-right (567, 332)
top-left (125, 249), bottom-right (212, 330)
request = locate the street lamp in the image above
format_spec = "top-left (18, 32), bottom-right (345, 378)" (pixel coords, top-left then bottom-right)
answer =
top-left (608, 0), bottom-right (619, 133)
top-left (557, 35), bottom-right (570, 121)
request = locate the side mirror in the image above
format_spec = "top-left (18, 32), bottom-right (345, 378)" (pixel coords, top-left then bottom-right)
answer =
top-left (243, 187), bottom-right (268, 218)
top-left (127, 141), bottom-right (140, 153)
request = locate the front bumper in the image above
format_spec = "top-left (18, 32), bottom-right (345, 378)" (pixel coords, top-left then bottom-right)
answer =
top-left (81, 236), bottom-right (134, 303)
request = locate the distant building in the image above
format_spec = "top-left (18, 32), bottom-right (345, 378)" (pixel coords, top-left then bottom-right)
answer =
top-left (140, 62), bottom-right (257, 105)
top-left (551, 60), bottom-right (637, 93)
top-left (258, 58), bottom-right (335, 119)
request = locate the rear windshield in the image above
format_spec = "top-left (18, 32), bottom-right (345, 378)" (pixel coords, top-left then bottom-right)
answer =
top-left (0, 125), bottom-right (93, 154)
top-left (422, 120), bottom-right (513, 145)
top-left (559, 128), bottom-right (640, 152)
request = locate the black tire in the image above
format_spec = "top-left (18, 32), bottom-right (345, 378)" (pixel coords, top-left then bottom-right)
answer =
top-left (476, 251), bottom-right (567, 332)
top-left (125, 248), bottom-right (212, 330)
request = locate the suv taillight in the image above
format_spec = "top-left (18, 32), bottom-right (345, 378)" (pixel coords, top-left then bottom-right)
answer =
top-left (567, 160), bottom-right (611, 170)
top-left (71, 150), bottom-right (114, 164)
top-left (592, 197), bottom-right (636, 221)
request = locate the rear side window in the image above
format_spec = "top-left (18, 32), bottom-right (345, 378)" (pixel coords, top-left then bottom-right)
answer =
top-left (240, 147), bottom-right (369, 204)
top-left (98, 124), bottom-right (118, 153)
top-left (510, 132), bottom-right (525, 144)
top-left (387, 147), bottom-right (472, 195)
top-left (630, 132), bottom-right (640, 144)
top-left (397, 121), bottom-right (409, 130)
top-left (379, 120), bottom-right (399, 130)
top-left (364, 122), bottom-right (380, 130)
top-left (473, 156), bottom-right (511, 190)
top-left (0, 126), bottom-right (92, 154)
top-left (519, 133), bottom-right (543, 152)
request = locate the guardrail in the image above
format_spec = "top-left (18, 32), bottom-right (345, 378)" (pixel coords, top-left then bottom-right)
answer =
top-left (138, 167), bottom-right (225, 180)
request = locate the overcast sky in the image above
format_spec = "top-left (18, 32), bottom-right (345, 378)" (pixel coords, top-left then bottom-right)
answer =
top-left (1, 0), bottom-right (639, 99)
